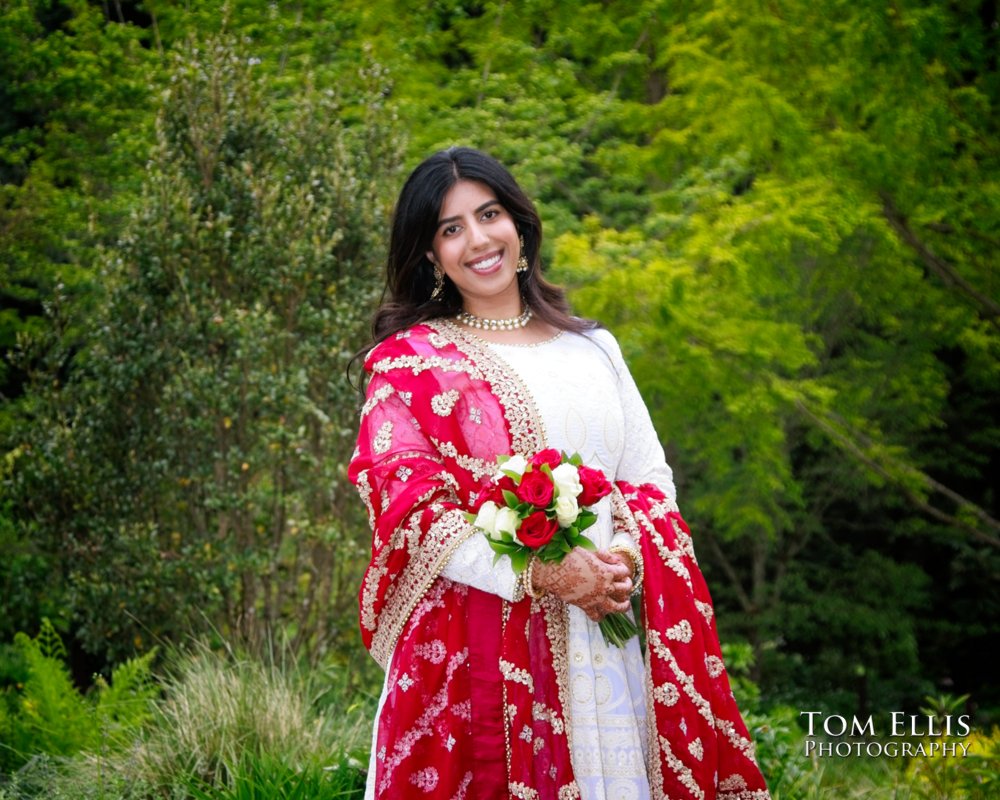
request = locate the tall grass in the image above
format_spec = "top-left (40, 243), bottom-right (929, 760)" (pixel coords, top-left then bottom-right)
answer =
top-left (7, 642), bottom-right (375, 799)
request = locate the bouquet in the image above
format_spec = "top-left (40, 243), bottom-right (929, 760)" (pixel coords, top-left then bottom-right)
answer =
top-left (467, 448), bottom-right (639, 647)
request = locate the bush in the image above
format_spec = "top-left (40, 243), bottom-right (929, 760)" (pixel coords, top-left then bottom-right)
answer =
top-left (4, 32), bottom-right (401, 667)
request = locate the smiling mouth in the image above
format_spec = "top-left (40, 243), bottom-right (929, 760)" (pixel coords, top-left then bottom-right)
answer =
top-left (467, 251), bottom-right (503, 273)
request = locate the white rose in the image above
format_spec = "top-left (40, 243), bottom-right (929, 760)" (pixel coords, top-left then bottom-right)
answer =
top-left (555, 494), bottom-right (579, 527)
top-left (495, 506), bottom-right (521, 540)
top-left (551, 463), bottom-right (583, 499)
top-left (473, 501), bottom-right (500, 539)
top-left (495, 454), bottom-right (529, 482)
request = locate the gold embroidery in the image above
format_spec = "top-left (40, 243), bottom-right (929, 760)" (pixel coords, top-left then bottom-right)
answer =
top-left (652, 681), bottom-right (680, 706)
top-left (368, 508), bottom-right (475, 668)
top-left (644, 656), bottom-right (665, 797)
top-left (540, 595), bottom-right (573, 754)
top-left (705, 654), bottom-right (725, 678)
top-left (664, 619), bottom-right (694, 643)
top-left (647, 629), bottom-right (714, 726)
top-left (510, 783), bottom-right (540, 799)
top-left (430, 320), bottom-right (547, 456)
top-left (715, 716), bottom-right (759, 763)
top-left (499, 658), bottom-right (535, 692)
top-left (659, 735), bottom-right (705, 800)
top-left (429, 437), bottom-right (494, 481)
top-left (557, 784), bottom-right (582, 799)
top-left (371, 353), bottom-right (477, 378)
top-left (532, 701), bottom-right (565, 735)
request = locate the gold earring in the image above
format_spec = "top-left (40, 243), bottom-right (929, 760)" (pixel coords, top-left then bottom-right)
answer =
top-left (516, 235), bottom-right (529, 273)
top-left (430, 266), bottom-right (445, 300)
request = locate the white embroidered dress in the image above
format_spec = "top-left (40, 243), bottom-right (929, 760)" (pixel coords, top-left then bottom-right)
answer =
top-left (366, 327), bottom-right (676, 800)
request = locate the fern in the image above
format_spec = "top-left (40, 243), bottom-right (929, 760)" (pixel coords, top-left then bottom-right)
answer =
top-left (94, 647), bottom-right (159, 747)
top-left (0, 620), bottom-right (157, 772)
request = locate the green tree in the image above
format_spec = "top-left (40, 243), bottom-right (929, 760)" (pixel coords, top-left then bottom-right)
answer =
top-left (351, 0), bottom-right (999, 708)
top-left (4, 34), bottom-right (401, 664)
top-left (0, 0), bottom-right (155, 394)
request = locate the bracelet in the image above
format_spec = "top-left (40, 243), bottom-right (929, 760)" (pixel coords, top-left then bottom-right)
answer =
top-left (523, 554), bottom-right (547, 600)
top-left (609, 543), bottom-right (644, 595)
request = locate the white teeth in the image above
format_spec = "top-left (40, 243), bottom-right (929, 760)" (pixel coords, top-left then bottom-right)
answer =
top-left (469, 253), bottom-right (501, 272)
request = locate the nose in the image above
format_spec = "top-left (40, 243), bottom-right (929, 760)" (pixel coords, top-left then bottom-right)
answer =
top-left (468, 221), bottom-right (489, 248)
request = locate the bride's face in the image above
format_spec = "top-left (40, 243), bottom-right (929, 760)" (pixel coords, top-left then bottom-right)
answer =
top-left (426, 179), bottom-right (522, 316)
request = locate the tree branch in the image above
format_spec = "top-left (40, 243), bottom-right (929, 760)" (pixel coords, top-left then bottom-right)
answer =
top-left (699, 525), bottom-right (755, 613)
top-left (882, 194), bottom-right (1000, 324)
top-left (795, 400), bottom-right (1000, 549)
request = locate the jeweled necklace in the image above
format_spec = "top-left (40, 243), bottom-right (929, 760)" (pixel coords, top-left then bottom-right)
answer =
top-left (456, 307), bottom-right (533, 331)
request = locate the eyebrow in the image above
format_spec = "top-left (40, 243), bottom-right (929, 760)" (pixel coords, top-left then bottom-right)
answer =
top-left (437, 199), bottom-right (500, 229)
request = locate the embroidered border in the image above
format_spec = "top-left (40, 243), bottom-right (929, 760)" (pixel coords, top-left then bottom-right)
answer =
top-left (368, 508), bottom-right (477, 668)
top-left (429, 320), bottom-right (547, 456)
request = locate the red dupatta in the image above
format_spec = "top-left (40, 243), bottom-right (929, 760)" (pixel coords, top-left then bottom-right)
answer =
top-left (350, 320), bottom-right (769, 800)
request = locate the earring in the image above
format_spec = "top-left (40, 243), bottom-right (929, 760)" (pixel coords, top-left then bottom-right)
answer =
top-left (430, 266), bottom-right (445, 300)
top-left (516, 235), bottom-right (529, 273)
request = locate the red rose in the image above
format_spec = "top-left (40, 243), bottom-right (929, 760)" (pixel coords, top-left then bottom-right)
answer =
top-left (530, 448), bottom-right (563, 470)
top-left (473, 482), bottom-right (503, 509)
top-left (516, 510), bottom-right (559, 548)
top-left (515, 469), bottom-right (555, 509)
top-left (490, 475), bottom-right (517, 505)
top-left (578, 465), bottom-right (613, 506)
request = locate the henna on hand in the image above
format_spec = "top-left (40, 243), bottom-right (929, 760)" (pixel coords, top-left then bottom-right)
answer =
top-left (532, 548), bottom-right (633, 620)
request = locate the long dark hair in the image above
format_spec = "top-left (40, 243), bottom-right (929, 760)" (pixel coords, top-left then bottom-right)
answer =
top-left (366, 147), bottom-right (594, 348)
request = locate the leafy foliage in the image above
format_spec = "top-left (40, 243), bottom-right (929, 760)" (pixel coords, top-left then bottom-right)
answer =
top-left (0, 0), bottom-right (997, 773)
top-left (4, 33), bottom-right (401, 663)
top-left (0, 619), bottom-right (156, 773)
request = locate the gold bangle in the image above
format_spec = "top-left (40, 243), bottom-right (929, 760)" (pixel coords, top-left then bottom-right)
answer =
top-left (609, 543), bottom-right (644, 594)
top-left (523, 554), bottom-right (546, 600)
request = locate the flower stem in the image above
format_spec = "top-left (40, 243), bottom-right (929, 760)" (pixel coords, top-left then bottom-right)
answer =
top-left (598, 611), bottom-right (639, 648)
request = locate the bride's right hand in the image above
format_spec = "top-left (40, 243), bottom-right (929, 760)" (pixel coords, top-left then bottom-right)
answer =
top-left (531, 548), bottom-right (632, 621)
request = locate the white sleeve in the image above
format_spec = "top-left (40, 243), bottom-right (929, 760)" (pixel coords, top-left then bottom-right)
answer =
top-left (440, 533), bottom-right (521, 601)
top-left (595, 329), bottom-right (677, 501)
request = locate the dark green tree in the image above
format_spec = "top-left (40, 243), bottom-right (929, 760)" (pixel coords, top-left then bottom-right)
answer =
top-left (4, 33), bottom-right (401, 665)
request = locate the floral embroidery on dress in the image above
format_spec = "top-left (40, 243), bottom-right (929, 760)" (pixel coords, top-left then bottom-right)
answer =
top-left (373, 420), bottom-right (393, 454)
top-left (431, 389), bottom-right (460, 416)
top-left (469, 406), bottom-right (482, 424)
top-left (689, 737), bottom-right (705, 761)
top-left (397, 672), bottom-right (415, 692)
top-left (653, 682), bottom-right (680, 706)
top-left (409, 767), bottom-right (439, 791)
top-left (665, 619), bottom-right (693, 643)
top-left (413, 639), bottom-right (447, 664)
top-left (396, 466), bottom-right (413, 482)
top-left (706, 654), bottom-right (725, 678)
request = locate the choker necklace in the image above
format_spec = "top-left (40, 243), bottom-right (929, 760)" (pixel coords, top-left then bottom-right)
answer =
top-left (456, 307), bottom-right (533, 331)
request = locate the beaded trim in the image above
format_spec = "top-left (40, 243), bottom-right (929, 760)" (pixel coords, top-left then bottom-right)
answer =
top-left (523, 554), bottom-right (546, 599)
top-left (456, 307), bottom-right (533, 331)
